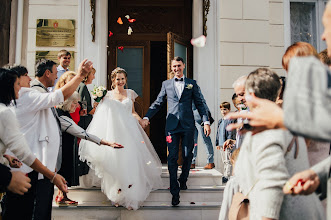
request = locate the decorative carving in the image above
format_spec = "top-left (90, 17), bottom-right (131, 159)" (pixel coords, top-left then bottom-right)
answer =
top-left (90, 0), bottom-right (96, 42)
top-left (203, 0), bottom-right (210, 36)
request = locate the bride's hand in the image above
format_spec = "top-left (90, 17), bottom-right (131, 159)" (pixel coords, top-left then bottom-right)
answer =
top-left (100, 139), bottom-right (124, 149)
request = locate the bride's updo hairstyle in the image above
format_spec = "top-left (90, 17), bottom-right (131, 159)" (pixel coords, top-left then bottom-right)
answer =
top-left (245, 68), bottom-right (281, 102)
top-left (111, 67), bottom-right (128, 89)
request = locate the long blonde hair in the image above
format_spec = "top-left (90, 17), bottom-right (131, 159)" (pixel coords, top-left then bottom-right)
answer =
top-left (55, 71), bottom-right (77, 90)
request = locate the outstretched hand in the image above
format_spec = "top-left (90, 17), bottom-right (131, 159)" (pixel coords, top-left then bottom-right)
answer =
top-left (53, 174), bottom-right (68, 193)
top-left (225, 95), bottom-right (286, 135)
top-left (283, 169), bottom-right (320, 195)
top-left (101, 139), bottom-right (124, 149)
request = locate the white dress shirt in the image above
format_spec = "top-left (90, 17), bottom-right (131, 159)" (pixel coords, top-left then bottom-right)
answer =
top-left (174, 76), bottom-right (185, 98)
top-left (9, 87), bottom-right (64, 177)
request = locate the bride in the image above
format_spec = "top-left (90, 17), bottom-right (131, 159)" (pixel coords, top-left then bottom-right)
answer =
top-left (79, 67), bottom-right (163, 210)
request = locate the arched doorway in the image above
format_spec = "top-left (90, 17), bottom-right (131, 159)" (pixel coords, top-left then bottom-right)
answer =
top-left (107, 0), bottom-right (193, 162)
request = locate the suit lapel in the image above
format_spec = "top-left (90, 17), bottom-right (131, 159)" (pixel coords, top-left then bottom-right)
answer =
top-left (180, 78), bottom-right (189, 99)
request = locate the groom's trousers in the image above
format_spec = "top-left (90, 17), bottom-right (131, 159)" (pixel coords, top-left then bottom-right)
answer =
top-left (167, 128), bottom-right (195, 196)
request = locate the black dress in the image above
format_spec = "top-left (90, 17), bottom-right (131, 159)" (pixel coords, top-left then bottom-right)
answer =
top-left (57, 109), bottom-right (80, 186)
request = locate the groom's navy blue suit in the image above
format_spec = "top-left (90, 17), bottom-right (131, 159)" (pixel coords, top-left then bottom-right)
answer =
top-left (145, 77), bottom-right (208, 197)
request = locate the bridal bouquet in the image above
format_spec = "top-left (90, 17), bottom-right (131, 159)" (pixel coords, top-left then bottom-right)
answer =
top-left (91, 85), bottom-right (107, 102)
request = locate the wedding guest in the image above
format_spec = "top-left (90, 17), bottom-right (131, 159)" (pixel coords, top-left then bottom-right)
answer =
top-left (51, 50), bottom-right (71, 91)
top-left (319, 49), bottom-right (331, 69)
top-left (231, 93), bottom-right (240, 111)
top-left (281, 42), bottom-right (330, 169)
top-left (77, 67), bottom-right (98, 180)
top-left (218, 148), bottom-right (240, 220)
top-left (55, 91), bottom-right (122, 206)
top-left (3, 59), bottom-right (93, 220)
top-left (222, 76), bottom-right (248, 151)
top-left (0, 68), bottom-right (67, 220)
top-left (215, 102), bottom-right (236, 183)
top-left (282, 41), bottom-right (318, 72)
top-left (55, 71), bottom-right (85, 124)
top-left (234, 68), bottom-right (324, 219)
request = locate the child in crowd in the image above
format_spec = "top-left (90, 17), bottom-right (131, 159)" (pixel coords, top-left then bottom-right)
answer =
top-left (218, 148), bottom-right (241, 220)
top-left (215, 102), bottom-right (236, 183)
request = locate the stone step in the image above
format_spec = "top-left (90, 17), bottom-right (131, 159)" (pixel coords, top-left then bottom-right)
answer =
top-left (54, 187), bottom-right (224, 204)
top-left (52, 201), bottom-right (221, 220)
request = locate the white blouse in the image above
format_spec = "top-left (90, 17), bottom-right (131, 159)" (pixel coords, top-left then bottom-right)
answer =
top-left (0, 103), bottom-right (35, 166)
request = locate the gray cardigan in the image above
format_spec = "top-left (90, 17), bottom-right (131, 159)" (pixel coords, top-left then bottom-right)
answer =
top-left (234, 129), bottom-right (324, 220)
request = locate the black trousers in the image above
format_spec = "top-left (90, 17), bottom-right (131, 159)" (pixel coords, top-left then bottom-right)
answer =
top-left (2, 171), bottom-right (54, 220)
top-left (166, 128), bottom-right (194, 196)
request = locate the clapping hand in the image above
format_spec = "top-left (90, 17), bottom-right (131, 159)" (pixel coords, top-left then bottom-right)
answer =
top-left (101, 139), bottom-right (124, 149)
top-left (4, 154), bottom-right (22, 168)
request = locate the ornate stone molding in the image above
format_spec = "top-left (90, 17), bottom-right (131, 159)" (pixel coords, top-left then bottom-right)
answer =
top-left (203, 0), bottom-right (210, 36)
top-left (90, 0), bottom-right (96, 42)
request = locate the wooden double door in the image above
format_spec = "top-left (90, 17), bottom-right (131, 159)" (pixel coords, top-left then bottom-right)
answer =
top-left (107, 0), bottom-right (193, 163)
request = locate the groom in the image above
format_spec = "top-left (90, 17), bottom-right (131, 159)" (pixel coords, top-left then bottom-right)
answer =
top-left (141, 56), bottom-right (211, 206)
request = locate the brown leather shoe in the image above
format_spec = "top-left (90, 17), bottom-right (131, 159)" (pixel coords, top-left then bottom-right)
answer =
top-left (204, 163), bottom-right (215, 169)
top-left (190, 164), bottom-right (195, 169)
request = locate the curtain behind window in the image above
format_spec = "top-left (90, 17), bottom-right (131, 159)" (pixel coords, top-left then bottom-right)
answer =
top-left (290, 2), bottom-right (317, 49)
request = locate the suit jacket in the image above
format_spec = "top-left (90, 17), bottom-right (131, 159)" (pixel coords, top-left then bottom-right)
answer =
top-left (145, 77), bottom-right (208, 131)
top-left (215, 118), bottom-right (236, 147)
top-left (77, 82), bottom-right (93, 130)
top-left (192, 86), bottom-right (214, 125)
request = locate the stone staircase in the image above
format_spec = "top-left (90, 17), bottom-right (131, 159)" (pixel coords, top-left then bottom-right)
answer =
top-left (52, 166), bottom-right (224, 220)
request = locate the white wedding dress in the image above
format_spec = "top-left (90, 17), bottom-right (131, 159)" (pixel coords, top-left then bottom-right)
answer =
top-left (79, 89), bottom-right (163, 210)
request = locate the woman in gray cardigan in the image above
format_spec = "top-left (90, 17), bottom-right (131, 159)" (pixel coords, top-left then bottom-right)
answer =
top-left (234, 68), bottom-right (324, 219)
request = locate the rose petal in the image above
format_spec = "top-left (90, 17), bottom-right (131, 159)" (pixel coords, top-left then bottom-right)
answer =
top-left (125, 15), bottom-right (130, 19)
top-left (128, 18), bottom-right (136, 23)
top-left (191, 35), bottom-right (206, 48)
top-left (128, 26), bottom-right (133, 35)
top-left (109, 31), bottom-right (113, 37)
top-left (117, 17), bottom-right (123, 25)
top-left (118, 46), bottom-right (124, 52)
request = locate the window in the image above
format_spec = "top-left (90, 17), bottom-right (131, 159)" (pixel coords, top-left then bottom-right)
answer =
top-left (286, 0), bottom-right (328, 52)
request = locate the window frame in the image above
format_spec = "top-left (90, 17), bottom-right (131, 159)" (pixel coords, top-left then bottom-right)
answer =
top-left (284, 0), bottom-right (328, 52)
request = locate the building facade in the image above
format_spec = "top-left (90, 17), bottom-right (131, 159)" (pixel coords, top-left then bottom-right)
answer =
top-left (1, 0), bottom-right (327, 168)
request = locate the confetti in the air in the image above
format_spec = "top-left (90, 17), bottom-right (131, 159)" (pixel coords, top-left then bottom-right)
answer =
top-left (118, 46), bottom-right (124, 52)
top-left (190, 35), bottom-right (206, 48)
top-left (117, 17), bottom-right (123, 25)
top-left (128, 26), bottom-right (133, 35)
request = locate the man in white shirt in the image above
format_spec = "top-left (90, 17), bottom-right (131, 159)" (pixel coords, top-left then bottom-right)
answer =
top-left (3, 59), bottom-right (92, 220)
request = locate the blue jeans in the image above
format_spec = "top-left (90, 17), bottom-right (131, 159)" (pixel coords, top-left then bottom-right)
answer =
top-left (192, 122), bottom-right (214, 164)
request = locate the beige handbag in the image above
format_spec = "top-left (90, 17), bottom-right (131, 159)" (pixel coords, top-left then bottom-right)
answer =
top-left (228, 191), bottom-right (250, 220)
